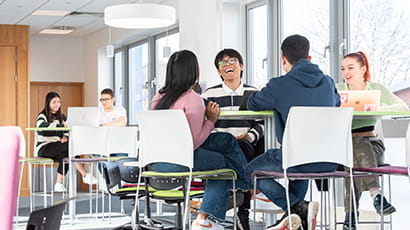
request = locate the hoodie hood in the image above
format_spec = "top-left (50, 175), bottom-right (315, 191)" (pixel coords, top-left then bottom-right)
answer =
top-left (286, 59), bottom-right (324, 88)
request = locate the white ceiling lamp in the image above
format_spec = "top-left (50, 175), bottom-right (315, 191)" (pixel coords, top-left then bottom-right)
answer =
top-left (104, 1), bottom-right (176, 29)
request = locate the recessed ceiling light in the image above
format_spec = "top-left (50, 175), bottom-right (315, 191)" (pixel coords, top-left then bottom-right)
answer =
top-left (32, 10), bottom-right (71, 16)
top-left (39, 26), bottom-right (74, 35)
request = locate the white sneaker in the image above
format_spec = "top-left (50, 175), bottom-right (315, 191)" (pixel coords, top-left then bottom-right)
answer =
top-left (250, 193), bottom-right (281, 211)
top-left (98, 175), bottom-right (108, 193)
top-left (54, 183), bottom-right (66, 192)
top-left (82, 173), bottom-right (98, 184)
top-left (192, 218), bottom-right (224, 230)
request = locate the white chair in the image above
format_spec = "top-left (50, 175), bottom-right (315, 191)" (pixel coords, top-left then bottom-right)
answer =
top-left (17, 127), bottom-right (54, 222)
top-left (66, 126), bottom-right (109, 220)
top-left (105, 126), bottom-right (139, 222)
top-left (252, 106), bottom-right (356, 230)
top-left (135, 110), bottom-right (238, 230)
top-left (106, 126), bottom-right (139, 158)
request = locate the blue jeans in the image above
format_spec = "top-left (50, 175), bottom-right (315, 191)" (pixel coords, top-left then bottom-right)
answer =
top-left (246, 148), bottom-right (337, 210)
top-left (151, 132), bottom-right (249, 220)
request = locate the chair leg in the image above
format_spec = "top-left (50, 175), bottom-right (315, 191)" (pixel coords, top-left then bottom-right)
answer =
top-left (15, 161), bottom-right (26, 224)
top-left (29, 163), bottom-right (33, 213)
top-left (42, 163), bottom-right (47, 208)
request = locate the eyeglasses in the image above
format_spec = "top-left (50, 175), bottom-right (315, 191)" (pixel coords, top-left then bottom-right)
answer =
top-left (99, 98), bottom-right (112, 102)
top-left (218, 57), bottom-right (238, 67)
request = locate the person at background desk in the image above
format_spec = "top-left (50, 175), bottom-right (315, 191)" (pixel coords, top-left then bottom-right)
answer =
top-left (245, 34), bottom-right (340, 230)
top-left (98, 88), bottom-right (127, 127)
top-left (202, 48), bottom-right (264, 230)
top-left (36, 92), bottom-right (98, 193)
top-left (97, 88), bottom-right (128, 190)
top-left (337, 51), bottom-right (409, 230)
top-left (151, 50), bottom-right (249, 230)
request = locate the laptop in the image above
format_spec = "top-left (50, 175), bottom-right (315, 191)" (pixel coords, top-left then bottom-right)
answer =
top-left (339, 90), bottom-right (381, 111)
top-left (67, 107), bottom-right (100, 127)
top-left (239, 90), bottom-right (258, 110)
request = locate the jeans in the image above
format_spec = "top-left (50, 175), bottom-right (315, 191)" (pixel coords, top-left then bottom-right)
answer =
top-left (151, 132), bottom-right (249, 220)
top-left (95, 153), bottom-right (129, 174)
top-left (246, 148), bottom-right (338, 210)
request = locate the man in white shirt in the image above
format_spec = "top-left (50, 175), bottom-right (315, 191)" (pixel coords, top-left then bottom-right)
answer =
top-left (97, 88), bottom-right (128, 191)
top-left (99, 88), bottom-right (127, 127)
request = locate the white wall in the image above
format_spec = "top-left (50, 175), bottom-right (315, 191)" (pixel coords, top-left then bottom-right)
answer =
top-left (30, 36), bottom-right (85, 82)
top-left (29, 1), bottom-right (244, 105)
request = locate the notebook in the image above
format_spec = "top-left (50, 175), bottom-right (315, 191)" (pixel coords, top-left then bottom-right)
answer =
top-left (339, 90), bottom-right (381, 111)
top-left (239, 90), bottom-right (258, 110)
top-left (67, 107), bottom-right (100, 127)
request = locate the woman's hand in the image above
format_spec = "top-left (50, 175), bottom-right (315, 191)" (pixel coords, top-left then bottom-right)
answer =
top-left (205, 101), bottom-right (220, 124)
top-left (60, 136), bottom-right (68, 143)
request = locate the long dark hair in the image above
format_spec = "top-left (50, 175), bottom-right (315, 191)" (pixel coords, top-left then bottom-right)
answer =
top-left (154, 50), bottom-right (199, 109)
top-left (40, 92), bottom-right (64, 123)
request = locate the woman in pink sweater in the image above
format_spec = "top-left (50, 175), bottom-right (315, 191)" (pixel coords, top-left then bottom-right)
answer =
top-left (151, 50), bottom-right (248, 230)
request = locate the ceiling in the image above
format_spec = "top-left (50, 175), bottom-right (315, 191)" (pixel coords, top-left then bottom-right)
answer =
top-left (0, 0), bottom-right (178, 36)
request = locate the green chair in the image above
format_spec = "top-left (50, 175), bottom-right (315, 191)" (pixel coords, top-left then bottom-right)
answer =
top-left (135, 110), bottom-right (238, 230)
top-left (17, 128), bottom-right (55, 222)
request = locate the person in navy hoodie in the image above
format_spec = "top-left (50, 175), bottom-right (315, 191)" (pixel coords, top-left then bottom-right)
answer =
top-left (246, 34), bottom-right (341, 230)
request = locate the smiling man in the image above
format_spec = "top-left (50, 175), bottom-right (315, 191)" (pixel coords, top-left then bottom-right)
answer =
top-left (201, 48), bottom-right (264, 230)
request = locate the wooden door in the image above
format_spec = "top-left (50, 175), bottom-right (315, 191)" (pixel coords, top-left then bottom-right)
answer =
top-left (0, 46), bottom-right (17, 125)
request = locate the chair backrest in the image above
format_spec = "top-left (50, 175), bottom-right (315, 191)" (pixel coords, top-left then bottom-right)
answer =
top-left (70, 126), bottom-right (109, 157)
top-left (135, 110), bottom-right (194, 169)
top-left (282, 107), bottom-right (354, 169)
top-left (26, 199), bottom-right (69, 230)
top-left (102, 161), bottom-right (122, 190)
top-left (117, 157), bottom-right (140, 183)
top-left (0, 126), bottom-right (21, 230)
top-left (106, 126), bottom-right (139, 157)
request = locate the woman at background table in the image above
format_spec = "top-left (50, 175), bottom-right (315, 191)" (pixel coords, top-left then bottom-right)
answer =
top-left (36, 92), bottom-right (98, 192)
top-left (151, 50), bottom-right (249, 230)
top-left (337, 51), bottom-right (409, 229)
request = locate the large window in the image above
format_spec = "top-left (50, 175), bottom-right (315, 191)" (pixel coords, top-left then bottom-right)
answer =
top-left (114, 50), bottom-right (125, 107)
top-left (349, 0), bottom-right (410, 87)
top-left (247, 3), bottom-right (268, 89)
top-left (155, 32), bottom-right (180, 91)
top-left (113, 30), bottom-right (179, 125)
top-left (283, 0), bottom-right (330, 75)
top-left (128, 42), bottom-right (148, 125)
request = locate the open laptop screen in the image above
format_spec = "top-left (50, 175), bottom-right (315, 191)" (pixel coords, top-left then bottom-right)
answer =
top-left (239, 90), bottom-right (258, 110)
top-left (66, 107), bottom-right (100, 127)
top-left (339, 90), bottom-right (381, 111)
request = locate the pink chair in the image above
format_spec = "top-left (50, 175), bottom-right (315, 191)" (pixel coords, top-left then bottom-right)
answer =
top-left (0, 127), bottom-right (21, 230)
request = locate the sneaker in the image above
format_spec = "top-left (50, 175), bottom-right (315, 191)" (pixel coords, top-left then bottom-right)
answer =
top-left (192, 218), bottom-right (224, 230)
top-left (250, 193), bottom-right (281, 211)
top-left (291, 200), bottom-right (319, 230)
top-left (373, 194), bottom-right (396, 215)
top-left (98, 174), bottom-right (108, 192)
top-left (343, 212), bottom-right (359, 230)
top-left (226, 191), bottom-right (244, 210)
top-left (266, 212), bottom-right (301, 230)
top-left (237, 209), bottom-right (250, 230)
top-left (54, 183), bottom-right (66, 192)
top-left (82, 173), bottom-right (98, 184)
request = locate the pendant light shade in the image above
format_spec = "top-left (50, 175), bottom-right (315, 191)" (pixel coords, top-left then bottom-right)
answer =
top-left (104, 3), bottom-right (176, 29)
